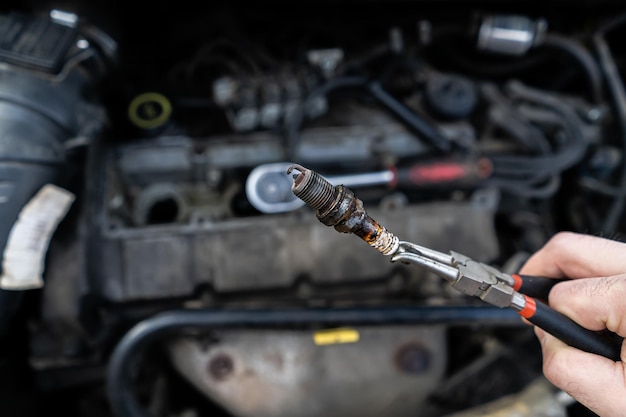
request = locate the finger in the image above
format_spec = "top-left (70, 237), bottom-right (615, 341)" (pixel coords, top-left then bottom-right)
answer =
top-left (520, 232), bottom-right (626, 279)
top-left (536, 328), bottom-right (626, 417)
top-left (548, 274), bottom-right (626, 336)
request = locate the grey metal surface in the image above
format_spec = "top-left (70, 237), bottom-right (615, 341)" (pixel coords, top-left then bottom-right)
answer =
top-left (391, 250), bottom-right (460, 283)
top-left (477, 15), bottom-right (546, 56)
top-left (94, 194), bottom-right (499, 301)
top-left (169, 326), bottom-right (446, 417)
top-left (393, 243), bottom-right (520, 308)
top-left (115, 103), bottom-right (432, 183)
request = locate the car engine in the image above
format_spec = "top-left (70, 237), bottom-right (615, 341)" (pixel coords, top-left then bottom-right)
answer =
top-left (0, 1), bottom-right (623, 416)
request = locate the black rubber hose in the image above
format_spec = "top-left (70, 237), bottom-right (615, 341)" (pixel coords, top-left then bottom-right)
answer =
top-left (593, 36), bottom-right (626, 234)
top-left (0, 67), bottom-right (94, 337)
top-left (487, 107), bottom-right (552, 155)
top-left (482, 83), bottom-right (552, 155)
top-left (489, 81), bottom-right (588, 179)
top-left (485, 176), bottom-right (561, 199)
top-left (595, 13), bottom-right (626, 36)
top-left (480, 83), bottom-right (552, 154)
top-left (580, 177), bottom-right (625, 197)
top-left (107, 306), bottom-right (522, 417)
top-left (543, 34), bottom-right (604, 104)
top-left (432, 32), bottom-right (603, 102)
top-left (0, 17), bottom-right (109, 337)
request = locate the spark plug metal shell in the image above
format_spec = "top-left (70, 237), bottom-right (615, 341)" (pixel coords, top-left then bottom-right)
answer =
top-left (288, 164), bottom-right (399, 255)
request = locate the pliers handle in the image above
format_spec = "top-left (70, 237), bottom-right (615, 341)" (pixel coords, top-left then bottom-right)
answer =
top-left (392, 241), bottom-right (623, 361)
top-left (511, 274), bottom-right (566, 300)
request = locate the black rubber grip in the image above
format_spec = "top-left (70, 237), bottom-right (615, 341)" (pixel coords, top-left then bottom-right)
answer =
top-left (517, 275), bottom-right (567, 300)
top-left (528, 301), bottom-right (622, 361)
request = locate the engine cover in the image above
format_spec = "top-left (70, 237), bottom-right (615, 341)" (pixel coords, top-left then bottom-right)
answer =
top-left (86, 162), bottom-right (499, 302)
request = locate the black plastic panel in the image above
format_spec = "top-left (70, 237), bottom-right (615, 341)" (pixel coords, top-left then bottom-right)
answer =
top-left (0, 13), bottom-right (76, 73)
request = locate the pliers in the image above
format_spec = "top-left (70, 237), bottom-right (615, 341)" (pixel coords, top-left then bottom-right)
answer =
top-left (391, 241), bottom-right (622, 361)
top-left (287, 164), bottom-right (623, 361)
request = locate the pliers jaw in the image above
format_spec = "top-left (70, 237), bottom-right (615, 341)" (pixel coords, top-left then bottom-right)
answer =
top-left (391, 242), bottom-right (518, 308)
top-left (391, 241), bottom-right (459, 283)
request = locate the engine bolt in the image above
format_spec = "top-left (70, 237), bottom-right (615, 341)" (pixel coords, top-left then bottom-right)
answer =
top-left (395, 343), bottom-right (431, 374)
top-left (288, 164), bottom-right (399, 255)
top-left (208, 353), bottom-right (234, 381)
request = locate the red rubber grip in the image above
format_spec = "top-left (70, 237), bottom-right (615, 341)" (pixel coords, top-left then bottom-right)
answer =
top-left (512, 274), bottom-right (523, 291)
top-left (518, 295), bottom-right (537, 319)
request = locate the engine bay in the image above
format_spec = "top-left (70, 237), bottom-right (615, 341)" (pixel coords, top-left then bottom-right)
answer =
top-left (0, 1), bottom-right (624, 416)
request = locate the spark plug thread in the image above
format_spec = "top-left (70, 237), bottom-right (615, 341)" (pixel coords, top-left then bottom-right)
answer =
top-left (288, 164), bottom-right (400, 255)
top-left (288, 164), bottom-right (336, 211)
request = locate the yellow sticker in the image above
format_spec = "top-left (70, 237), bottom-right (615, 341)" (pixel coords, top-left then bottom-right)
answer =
top-left (313, 328), bottom-right (360, 346)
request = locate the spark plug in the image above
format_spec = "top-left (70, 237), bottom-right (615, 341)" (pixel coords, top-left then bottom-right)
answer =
top-left (287, 164), bottom-right (399, 255)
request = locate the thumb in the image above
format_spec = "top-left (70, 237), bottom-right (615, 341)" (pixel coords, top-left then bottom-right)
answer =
top-left (548, 275), bottom-right (626, 336)
top-left (535, 275), bottom-right (626, 417)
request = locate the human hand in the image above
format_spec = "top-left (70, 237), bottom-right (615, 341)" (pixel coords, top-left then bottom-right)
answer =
top-left (520, 232), bottom-right (626, 417)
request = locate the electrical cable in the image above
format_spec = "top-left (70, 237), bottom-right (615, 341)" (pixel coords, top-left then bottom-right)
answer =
top-left (580, 177), bottom-right (625, 197)
top-left (432, 33), bottom-right (603, 103)
top-left (543, 34), bottom-right (604, 104)
top-left (593, 36), bottom-right (626, 234)
top-left (479, 82), bottom-right (589, 197)
top-left (488, 81), bottom-right (587, 177)
top-left (595, 13), bottom-right (626, 35)
top-left (482, 84), bottom-right (553, 154)
top-left (486, 176), bottom-right (561, 199)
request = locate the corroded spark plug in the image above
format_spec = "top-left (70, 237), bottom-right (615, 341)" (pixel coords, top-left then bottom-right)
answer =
top-left (287, 164), bottom-right (400, 255)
